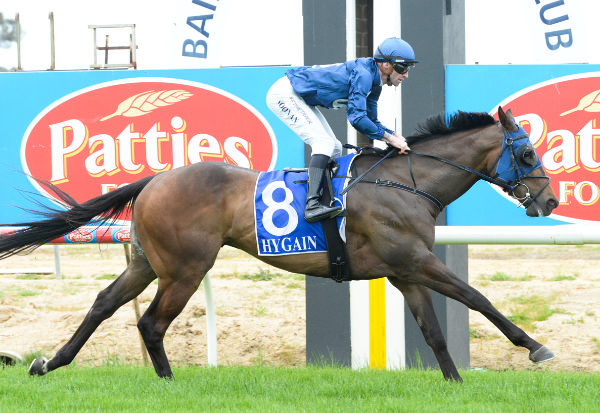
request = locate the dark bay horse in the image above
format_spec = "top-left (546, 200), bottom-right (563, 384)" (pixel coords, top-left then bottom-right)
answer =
top-left (0, 107), bottom-right (558, 382)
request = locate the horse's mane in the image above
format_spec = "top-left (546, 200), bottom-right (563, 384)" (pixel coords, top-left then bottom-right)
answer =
top-left (406, 111), bottom-right (497, 145)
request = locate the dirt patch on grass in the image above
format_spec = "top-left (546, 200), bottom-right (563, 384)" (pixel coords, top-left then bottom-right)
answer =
top-left (1, 244), bottom-right (599, 373)
top-left (469, 244), bottom-right (600, 373)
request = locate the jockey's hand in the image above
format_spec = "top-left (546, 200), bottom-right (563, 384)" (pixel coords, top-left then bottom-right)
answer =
top-left (383, 132), bottom-right (410, 154)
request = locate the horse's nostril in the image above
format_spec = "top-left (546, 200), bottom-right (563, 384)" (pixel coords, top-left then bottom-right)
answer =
top-left (547, 198), bottom-right (558, 210)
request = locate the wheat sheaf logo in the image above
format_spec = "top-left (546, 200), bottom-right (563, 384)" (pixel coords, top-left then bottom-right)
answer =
top-left (100, 89), bottom-right (193, 121)
top-left (560, 88), bottom-right (600, 116)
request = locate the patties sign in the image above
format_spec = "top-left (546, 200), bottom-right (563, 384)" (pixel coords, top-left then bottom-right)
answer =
top-left (21, 78), bottom-right (277, 206)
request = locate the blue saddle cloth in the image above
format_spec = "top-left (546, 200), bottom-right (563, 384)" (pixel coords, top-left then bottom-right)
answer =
top-left (254, 153), bottom-right (356, 256)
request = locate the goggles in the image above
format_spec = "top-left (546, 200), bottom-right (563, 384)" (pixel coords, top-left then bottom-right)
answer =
top-left (392, 62), bottom-right (414, 75)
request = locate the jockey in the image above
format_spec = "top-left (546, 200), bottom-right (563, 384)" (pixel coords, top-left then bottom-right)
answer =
top-left (267, 37), bottom-right (417, 223)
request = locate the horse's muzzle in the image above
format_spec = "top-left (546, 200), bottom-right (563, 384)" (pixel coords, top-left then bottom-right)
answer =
top-left (526, 197), bottom-right (558, 217)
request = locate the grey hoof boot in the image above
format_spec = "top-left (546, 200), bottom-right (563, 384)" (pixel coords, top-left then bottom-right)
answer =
top-left (28, 357), bottom-right (49, 376)
top-left (529, 346), bottom-right (556, 363)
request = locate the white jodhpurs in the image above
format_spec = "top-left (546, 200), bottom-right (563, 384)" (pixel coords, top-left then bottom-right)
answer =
top-left (266, 76), bottom-right (343, 158)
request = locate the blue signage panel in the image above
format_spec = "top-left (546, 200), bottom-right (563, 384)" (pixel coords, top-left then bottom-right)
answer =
top-left (0, 68), bottom-right (303, 223)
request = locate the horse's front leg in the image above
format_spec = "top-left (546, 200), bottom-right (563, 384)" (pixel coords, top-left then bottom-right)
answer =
top-left (411, 251), bottom-right (555, 364)
top-left (387, 278), bottom-right (462, 382)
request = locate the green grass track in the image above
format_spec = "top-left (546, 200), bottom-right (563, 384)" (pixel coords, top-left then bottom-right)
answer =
top-left (1, 364), bottom-right (598, 412)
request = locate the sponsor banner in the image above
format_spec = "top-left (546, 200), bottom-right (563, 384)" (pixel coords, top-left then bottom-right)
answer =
top-left (446, 64), bottom-right (600, 226)
top-left (0, 227), bottom-right (130, 243)
top-left (0, 68), bottom-right (303, 224)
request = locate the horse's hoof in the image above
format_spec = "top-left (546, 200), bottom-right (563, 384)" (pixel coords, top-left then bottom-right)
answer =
top-left (28, 357), bottom-right (48, 376)
top-left (529, 346), bottom-right (556, 363)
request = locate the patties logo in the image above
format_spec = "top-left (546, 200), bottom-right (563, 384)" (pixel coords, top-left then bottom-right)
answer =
top-left (22, 78), bottom-right (277, 214)
top-left (494, 72), bottom-right (600, 223)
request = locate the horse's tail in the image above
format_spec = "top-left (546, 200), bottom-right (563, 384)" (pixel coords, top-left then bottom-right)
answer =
top-left (0, 175), bottom-right (157, 260)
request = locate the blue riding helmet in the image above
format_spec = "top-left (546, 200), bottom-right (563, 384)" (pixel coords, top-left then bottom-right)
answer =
top-left (374, 37), bottom-right (418, 65)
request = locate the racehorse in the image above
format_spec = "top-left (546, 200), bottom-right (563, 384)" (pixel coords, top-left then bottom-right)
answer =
top-left (0, 107), bottom-right (558, 382)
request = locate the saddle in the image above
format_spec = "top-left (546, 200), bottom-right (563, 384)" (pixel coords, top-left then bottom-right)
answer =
top-left (282, 146), bottom-right (396, 283)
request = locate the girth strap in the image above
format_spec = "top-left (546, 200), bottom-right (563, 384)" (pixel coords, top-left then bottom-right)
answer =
top-left (284, 165), bottom-right (351, 282)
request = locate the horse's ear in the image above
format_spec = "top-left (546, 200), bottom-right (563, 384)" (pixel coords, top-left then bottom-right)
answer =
top-left (498, 106), bottom-right (506, 122)
top-left (498, 106), bottom-right (518, 131)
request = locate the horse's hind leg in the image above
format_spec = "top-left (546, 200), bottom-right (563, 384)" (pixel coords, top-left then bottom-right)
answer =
top-left (136, 271), bottom-right (207, 379)
top-left (28, 249), bottom-right (157, 376)
top-left (388, 278), bottom-right (462, 382)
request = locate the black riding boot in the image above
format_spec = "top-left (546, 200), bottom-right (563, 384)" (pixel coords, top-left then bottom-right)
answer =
top-left (304, 155), bottom-right (343, 223)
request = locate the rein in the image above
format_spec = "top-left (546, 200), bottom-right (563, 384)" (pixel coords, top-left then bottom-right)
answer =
top-left (339, 146), bottom-right (444, 211)
top-left (341, 149), bottom-right (499, 212)
top-left (407, 149), bottom-right (516, 192)
top-left (339, 148), bottom-right (396, 196)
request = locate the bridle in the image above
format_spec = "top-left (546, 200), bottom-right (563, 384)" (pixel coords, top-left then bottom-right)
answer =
top-left (343, 122), bottom-right (550, 211)
top-left (408, 123), bottom-right (550, 210)
top-left (486, 123), bottom-right (551, 209)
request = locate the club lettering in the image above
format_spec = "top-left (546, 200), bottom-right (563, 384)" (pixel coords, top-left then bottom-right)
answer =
top-left (535, 0), bottom-right (573, 50)
top-left (182, 0), bottom-right (220, 59)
